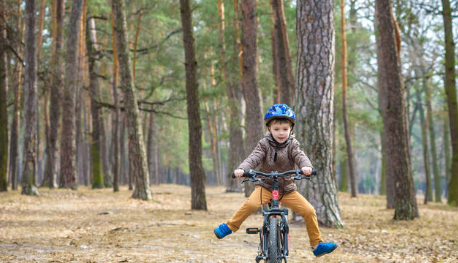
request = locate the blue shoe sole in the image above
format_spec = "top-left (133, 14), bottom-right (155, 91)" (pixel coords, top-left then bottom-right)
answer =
top-left (315, 244), bottom-right (338, 257)
top-left (214, 228), bottom-right (224, 239)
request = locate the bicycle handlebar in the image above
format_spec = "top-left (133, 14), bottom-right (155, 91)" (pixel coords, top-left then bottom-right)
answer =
top-left (231, 169), bottom-right (317, 179)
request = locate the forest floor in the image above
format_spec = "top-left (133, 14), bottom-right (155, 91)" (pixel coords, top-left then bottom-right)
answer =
top-left (1, 185), bottom-right (458, 263)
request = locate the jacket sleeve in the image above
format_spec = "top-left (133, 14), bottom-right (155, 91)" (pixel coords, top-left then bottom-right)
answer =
top-left (237, 140), bottom-right (266, 171)
top-left (290, 139), bottom-right (313, 169)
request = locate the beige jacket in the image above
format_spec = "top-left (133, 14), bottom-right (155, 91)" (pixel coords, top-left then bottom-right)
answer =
top-left (238, 133), bottom-right (312, 194)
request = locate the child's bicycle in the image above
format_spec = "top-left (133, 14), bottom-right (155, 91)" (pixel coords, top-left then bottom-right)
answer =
top-left (232, 169), bottom-right (316, 263)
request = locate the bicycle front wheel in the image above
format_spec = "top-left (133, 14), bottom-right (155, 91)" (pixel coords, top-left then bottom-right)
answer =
top-left (267, 217), bottom-right (280, 263)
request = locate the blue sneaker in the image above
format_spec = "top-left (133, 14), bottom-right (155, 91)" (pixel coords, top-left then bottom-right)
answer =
top-left (214, 223), bottom-right (232, 239)
top-left (313, 242), bottom-right (338, 257)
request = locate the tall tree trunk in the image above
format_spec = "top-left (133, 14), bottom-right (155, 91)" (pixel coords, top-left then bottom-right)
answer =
top-left (60, 0), bottom-right (83, 190)
top-left (339, 158), bottom-right (348, 192)
top-left (35, 0), bottom-right (45, 60)
top-left (414, 85), bottom-right (431, 204)
top-left (179, 0), bottom-right (207, 210)
top-left (42, 0), bottom-right (64, 189)
top-left (112, 0), bottom-right (151, 200)
top-left (376, 0), bottom-right (418, 219)
top-left (21, 0), bottom-right (39, 196)
top-left (35, 0), bottom-right (45, 187)
top-left (75, 2), bottom-right (87, 188)
top-left (270, 0), bottom-right (293, 105)
top-left (241, 0), bottom-right (263, 197)
top-left (425, 77), bottom-right (441, 202)
top-left (147, 112), bottom-right (159, 185)
top-left (374, 5), bottom-right (395, 208)
top-left (87, 16), bottom-right (104, 189)
top-left (89, 12), bottom-right (112, 190)
top-left (444, 110), bottom-right (451, 197)
top-left (0, 0), bottom-right (9, 192)
top-left (222, 0), bottom-right (244, 192)
top-left (379, 131), bottom-right (386, 195)
top-left (441, 0), bottom-right (458, 207)
top-left (340, 0), bottom-right (357, 198)
top-left (110, 8), bottom-right (120, 192)
top-left (204, 48), bottom-right (222, 186)
top-left (9, 0), bottom-right (24, 191)
top-left (295, 0), bottom-right (343, 228)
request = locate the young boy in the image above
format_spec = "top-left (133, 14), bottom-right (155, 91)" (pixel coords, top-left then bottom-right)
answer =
top-left (214, 104), bottom-right (338, 257)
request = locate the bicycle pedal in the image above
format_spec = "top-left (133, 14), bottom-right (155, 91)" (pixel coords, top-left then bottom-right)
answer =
top-left (246, 228), bottom-right (260, 234)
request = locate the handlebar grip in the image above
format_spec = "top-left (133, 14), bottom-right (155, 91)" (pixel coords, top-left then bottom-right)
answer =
top-left (311, 169), bottom-right (317, 176)
top-left (231, 172), bottom-right (252, 178)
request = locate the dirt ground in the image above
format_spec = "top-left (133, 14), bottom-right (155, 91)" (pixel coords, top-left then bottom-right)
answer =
top-left (1, 185), bottom-right (457, 263)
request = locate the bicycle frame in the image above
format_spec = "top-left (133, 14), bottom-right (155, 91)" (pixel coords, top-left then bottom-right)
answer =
top-left (236, 169), bottom-right (315, 263)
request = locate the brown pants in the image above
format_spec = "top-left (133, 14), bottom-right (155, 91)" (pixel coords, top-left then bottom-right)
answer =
top-left (226, 186), bottom-right (323, 246)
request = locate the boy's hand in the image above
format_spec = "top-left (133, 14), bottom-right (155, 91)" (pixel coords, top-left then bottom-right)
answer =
top-left (234, 169), bottom-right (244, 178)
top-left (301, 167), bottom-right (312, 176)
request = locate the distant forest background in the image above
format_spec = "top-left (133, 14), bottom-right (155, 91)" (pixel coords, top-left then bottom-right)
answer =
top-left (0, 0), bottom-right (457, 206)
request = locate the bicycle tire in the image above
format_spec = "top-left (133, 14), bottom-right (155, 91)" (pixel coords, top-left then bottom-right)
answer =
top-left (267, 217), bottom-right (280, 263)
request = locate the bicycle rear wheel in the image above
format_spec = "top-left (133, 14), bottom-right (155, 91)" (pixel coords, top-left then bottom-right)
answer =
top-left (267, 217), bottom-right (280, 263)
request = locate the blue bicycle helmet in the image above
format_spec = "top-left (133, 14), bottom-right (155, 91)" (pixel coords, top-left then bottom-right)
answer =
top-left (264, 103), bottom-right (296, 127)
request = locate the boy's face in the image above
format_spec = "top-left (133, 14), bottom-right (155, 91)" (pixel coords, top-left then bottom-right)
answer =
top-left (268, 121), bottom-right (292, 143)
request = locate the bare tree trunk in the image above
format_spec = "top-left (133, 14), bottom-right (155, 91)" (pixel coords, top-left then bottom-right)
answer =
top-left (425, 77), bottom-right (441, 202)
top-left (0, 0), bottom-right (9, 192)
top-left (112, 0), bottom-right (151, 200)
top-left (270, 0), bottom-right (293, 105)
top-left (110, 8), bottom-right (120, 192)
top-left (441, 0), bottom-right (458, 207)
top-left (42, 0), bottom-right (64, 189)
top-left (221, 0), bottom-right (243, 192)
top-left (147, 112), bottom-right (159, 185)
top-left (241, 0), bottom-right (263, 197)
top-left (9, 0), bottom-right (24, 191)
top-left (87, 16), bottom-right (104, 189)
top-left (376, 0), bottom-right (418, 219)
top-left (180, 0), bottom-right (207, 210)
top-left (340, 0), bottom-right (357, 198)
top-left (374, 5), bottom-right (395, 208)
top-left (295, 0), bottom-right (343, 228)
top-left (444, 110), bottom-right (451, 198)
top-left (21, 0), bottom-right (39, 196)
top-left (339, 158), bottom-right (348, 192)
top-left (379, 131), bottom-right (386, 195)
top-left (414, 85), bottom-right (431, 204)
top-left (60, 0), bottom-right (83, 190)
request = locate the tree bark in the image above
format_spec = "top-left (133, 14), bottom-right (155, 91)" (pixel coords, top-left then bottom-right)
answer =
top-left (112, 0), bottom-right (151, 200)
top-left (444, 109), bottom-right (451, 197)
top-left (179, 0), bottom-right (207, 210)
top-left (425, 78), bottom-right (440, 202)
top-left (8, 0), bottom-right (24, 191)
top-left (147, 112), bottom-right (159, 185)
top-left (374, 5), bottom-right (395, 208)
top-left (110, 8), bottom-right (120, 192)
top-left (340, 0), bottom-right (357, 198)
top-left (0, 0), bottom-right (9, 192)
top-left (21, 0), bottom-right (39, 196)
top-left (87, 16), bottom-right (105, 189)
top-left (223, 0), bottom-right (244, 192)
top-left (376, 0), bottom-right (419, 219)
top-left (241, 0), bottom-right (263, 197)
top-left (42, 0), bottom-right (64, 189)
top-left (270, 0), bottom-right (293, 105)
top-left (60, 0), bottom-right (83, 190)
top-left (295, 0), bottom-right (343, 228)
top-left (441, 0), bottom-right (458, 207)
top-left (414, 85), bottom-right (431, 204)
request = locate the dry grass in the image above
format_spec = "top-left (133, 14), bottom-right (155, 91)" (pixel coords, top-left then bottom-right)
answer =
top-left (1, 185), bottom-right (457, 262)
